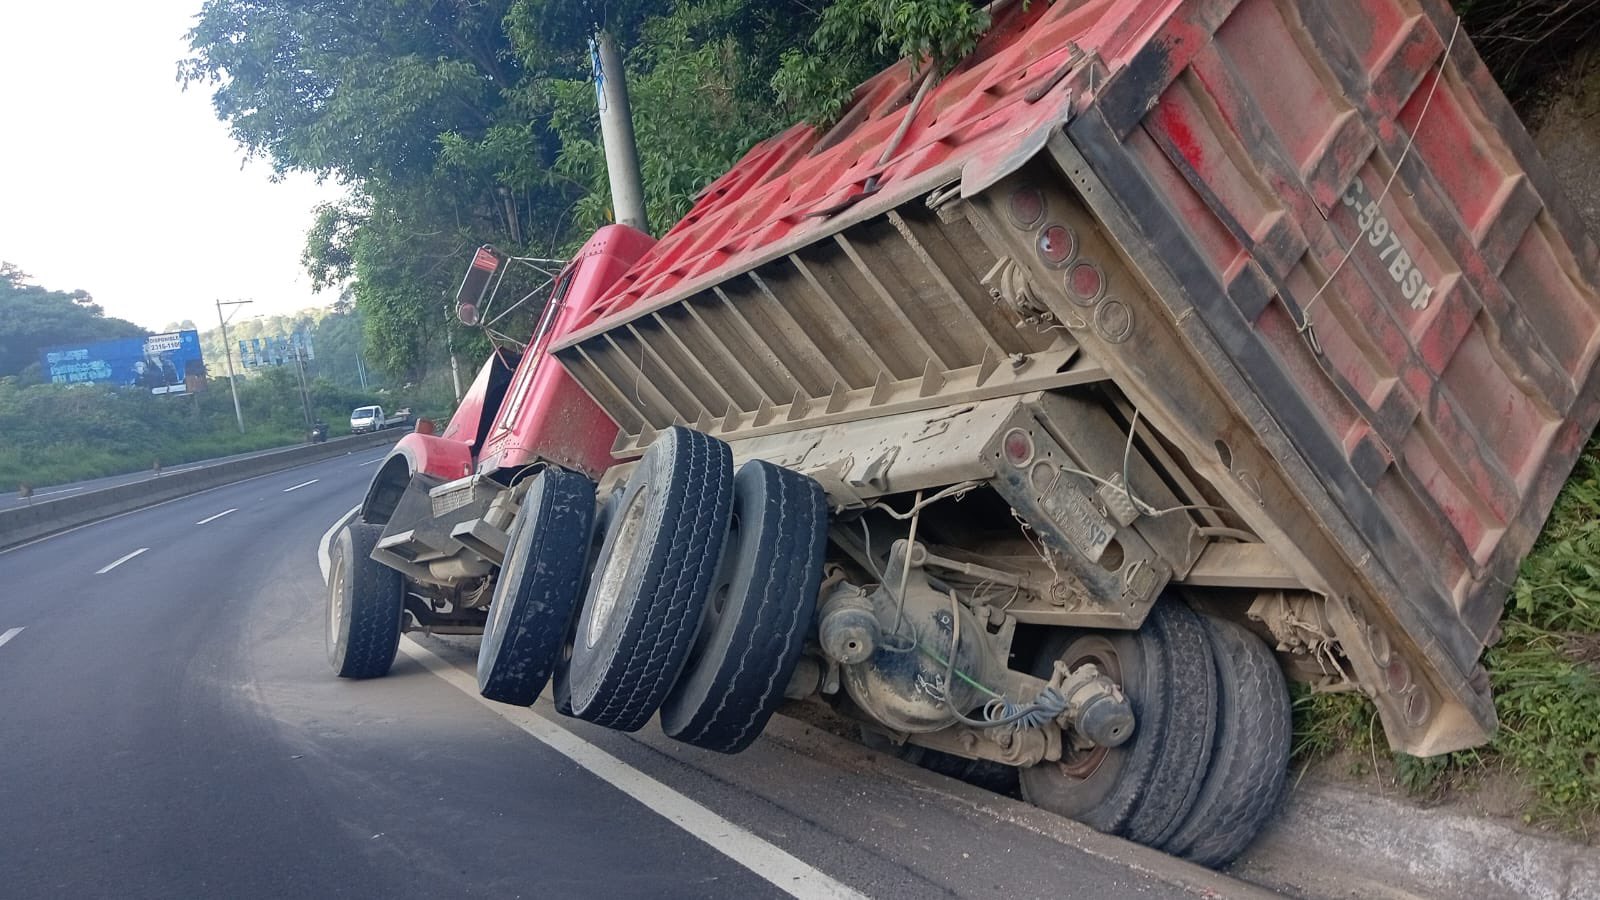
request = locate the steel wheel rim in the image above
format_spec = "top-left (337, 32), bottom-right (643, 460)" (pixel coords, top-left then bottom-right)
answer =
top-left (1054, 634), bottom-right (1125, 779)
top-left (585, 482), bottom-right (650, 650)
top-left (328, 549), bottom-right (347, 655)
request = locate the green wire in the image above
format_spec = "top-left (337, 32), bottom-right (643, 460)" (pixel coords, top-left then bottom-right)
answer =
top-left (915, 643), bottom-right (1006, 700)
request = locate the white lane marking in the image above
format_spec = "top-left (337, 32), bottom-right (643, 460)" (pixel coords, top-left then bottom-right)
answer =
top-left (195, 508), bottom-right (238, 525)
top-left (0, 627), bottom-right (24, 649)
top-left (359, 457), bottom-right (385, 466)
top-left (96, 548), bottom-right (149, 574)
top-left (397, 640), bottom-right (865, 900)
top-left (27, 486), bottom-right (85, 500)
top-left (318, 506), bottom-right (361, 582)
top-left (283, 479), bottom-right (320, 492)
top-left (0, 452), bottom-right (369, 555)
top-left (320, 511), bottom-right (859, 897)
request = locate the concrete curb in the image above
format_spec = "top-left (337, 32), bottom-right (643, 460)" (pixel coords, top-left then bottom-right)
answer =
top-left (0, 431), bottom-right (399, 550)
top-left (757, 713), bottom-right (1280, 899)
top-left (1234, 778), bottom-right (1600, 900)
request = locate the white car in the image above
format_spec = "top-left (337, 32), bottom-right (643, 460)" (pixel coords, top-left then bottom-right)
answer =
top-left (349, 405), bottom-right (386, 434)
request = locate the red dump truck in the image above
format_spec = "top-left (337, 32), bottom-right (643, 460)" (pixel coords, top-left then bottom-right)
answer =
top-left (324, 0), bottom-right (1600, 868)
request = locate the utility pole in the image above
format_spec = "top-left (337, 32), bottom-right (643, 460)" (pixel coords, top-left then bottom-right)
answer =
top-left (292, 340), bottom-right (314, 427)
top-left (593, 30), bottom-right (648, 233)
top-left (215, 299), bottom-right (252, 433)
top-left (446, 326), bottom-right (463, 402)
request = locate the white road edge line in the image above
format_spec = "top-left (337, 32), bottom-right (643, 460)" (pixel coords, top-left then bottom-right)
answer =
top-left (0, 627), bottom-right (24, 649)
top-left (397, 639), bottom-right (865, 900)
top-left (313, 512), bottom-right (861, 900)
top-left (283, 479), bottom-right (320, 492)
top-left (195, 508), bottom-right (238, 525)
top-left (96, 548), bottom-right (149, 574)
top-left (359, 457), bottom-right (386, 466)
top-left (319, 506), bottom-right (361, 582)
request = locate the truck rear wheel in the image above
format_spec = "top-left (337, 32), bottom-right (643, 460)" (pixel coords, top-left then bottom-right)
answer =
top-left (565, 427), bottom-right (734, 731)
top-left (659, 460), bottom-right (828, 753)
top-left (477, 470), bottom-right (596, 706)
top-left (1019, 600), bottom-right (1217, 846)
top-left (1160, 615), bottom-right (1291, 868)
top-left (326, 522), bottom-right (404, 679)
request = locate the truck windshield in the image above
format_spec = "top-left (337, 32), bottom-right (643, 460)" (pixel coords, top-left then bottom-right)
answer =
top-left (497, 269), bottom-right (575, 431)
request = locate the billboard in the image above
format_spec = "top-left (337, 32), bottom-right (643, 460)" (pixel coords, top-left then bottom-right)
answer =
top-left (239, 331), bottom-right (314, 369)
top-left (41, 330), bottom-right (206, 395)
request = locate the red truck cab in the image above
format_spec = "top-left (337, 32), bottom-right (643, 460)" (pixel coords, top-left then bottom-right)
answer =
top-left (361, 224), bottom-right (654, 527)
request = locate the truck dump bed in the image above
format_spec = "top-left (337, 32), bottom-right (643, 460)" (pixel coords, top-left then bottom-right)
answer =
top-left (552, 0), bottom-right (1600, 755)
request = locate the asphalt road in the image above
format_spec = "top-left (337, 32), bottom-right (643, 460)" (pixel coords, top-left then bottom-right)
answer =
top-left (0, 452), bottom-right (1267, 899)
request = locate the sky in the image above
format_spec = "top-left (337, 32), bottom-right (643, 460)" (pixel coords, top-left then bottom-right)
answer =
top-left (0, 2), bottom-right (343, 332)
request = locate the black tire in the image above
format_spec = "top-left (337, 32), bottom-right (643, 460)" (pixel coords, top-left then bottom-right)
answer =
top-left (1161, 615), bottom-right (1291, 868)
top-left (1019, 601), bottom-right (1216, 845)
top-left (326, 522), bottom-right (404, 679)
top-left (660, 460), bottom-right (828, 753)
top-left (566, 427), bottom-right (734, 731)
top-left (859, 728), bottom-right (1021, 796)
top-left (553, 487), bottom-right (621, 718)
top-left (477, 470), bottom-right (596, 706)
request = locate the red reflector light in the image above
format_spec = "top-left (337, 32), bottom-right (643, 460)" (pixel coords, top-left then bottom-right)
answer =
top-left (1003, 428), bottom-right (1035, 466)
top-left (472, 248), bottom-right (500, 271)
top-left (1037, 225), bottom-right (1075, 268)
top-left (1384, 657), bottom-right (1412, 693)
top-left (1067, 262), bottom-right (1104, 302)
top-left (1008, 188), bottom-right (1045, 228)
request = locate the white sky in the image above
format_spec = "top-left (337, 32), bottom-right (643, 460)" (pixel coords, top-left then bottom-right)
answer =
top-left (0, 2), bottom-right (343, 332)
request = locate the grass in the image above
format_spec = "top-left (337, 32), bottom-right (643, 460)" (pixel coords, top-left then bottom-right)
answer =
top-left (1294, 438), bottom-right (1600, 834)
top-left (0, 426), bottom-right (331, 491)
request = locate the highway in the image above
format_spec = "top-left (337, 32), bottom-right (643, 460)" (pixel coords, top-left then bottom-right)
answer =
top-left (0, 439), bottom-right (349, 510)
top-left (0, 451), bottom-right (1267, 899)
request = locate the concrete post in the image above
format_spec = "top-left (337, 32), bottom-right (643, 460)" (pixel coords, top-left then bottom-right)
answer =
top-left (594, 30), bottom-right (648, 233)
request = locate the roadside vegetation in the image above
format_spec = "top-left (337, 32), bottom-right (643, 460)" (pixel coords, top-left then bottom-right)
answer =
top-left (0, 368), bottom-right (451, 491)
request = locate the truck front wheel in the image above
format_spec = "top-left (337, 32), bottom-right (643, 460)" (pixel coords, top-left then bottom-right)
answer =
top-left (326, 522), bottom-right (404, 679)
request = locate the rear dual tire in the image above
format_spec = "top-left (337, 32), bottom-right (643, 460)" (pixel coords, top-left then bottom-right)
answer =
top-left (659, 459), bottom-right (828, 753)
top-left (1020, 603), bottom-right (1290, 868)
top-left (564, 427), bottom-right (735, 731)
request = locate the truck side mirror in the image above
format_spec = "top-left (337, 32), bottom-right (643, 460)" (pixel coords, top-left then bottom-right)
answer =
top-left (455, 245), bottom-right (503, 325)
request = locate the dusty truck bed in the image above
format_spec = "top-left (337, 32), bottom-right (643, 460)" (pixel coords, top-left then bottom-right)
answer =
top-left (552, 0), bottom-right (1600, 755)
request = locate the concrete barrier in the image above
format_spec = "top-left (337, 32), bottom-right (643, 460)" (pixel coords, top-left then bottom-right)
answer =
top-left (0, 430), bottom-right (400, 550)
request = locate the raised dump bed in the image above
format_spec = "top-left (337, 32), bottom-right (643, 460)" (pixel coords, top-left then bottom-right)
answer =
top-left (553, 0), bottom-right (1600, 758)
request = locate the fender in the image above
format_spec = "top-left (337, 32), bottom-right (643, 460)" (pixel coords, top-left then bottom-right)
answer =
top-left (360, 432), bottom-right (476, 525)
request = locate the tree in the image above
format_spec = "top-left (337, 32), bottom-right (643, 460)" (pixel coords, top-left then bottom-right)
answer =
top-left (0, 263), bottom-right (147, 377)
top-left (182, 0), bottom-right (998, 373)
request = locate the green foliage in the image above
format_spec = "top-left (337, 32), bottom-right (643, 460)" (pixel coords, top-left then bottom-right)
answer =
top-left (183, 0), bottom-right (996, 373)
top-left (0, 263), bottom-right (146, 377)
top-left (772, 0), bottom-right (992, 123)
top-left (0, 375), bottom-right (390, 490)
top-left (542, 1), bottom-right (802, 236)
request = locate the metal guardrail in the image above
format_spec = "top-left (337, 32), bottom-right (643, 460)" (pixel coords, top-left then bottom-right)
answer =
top-left (0, 430), bottom-right (399, 551)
